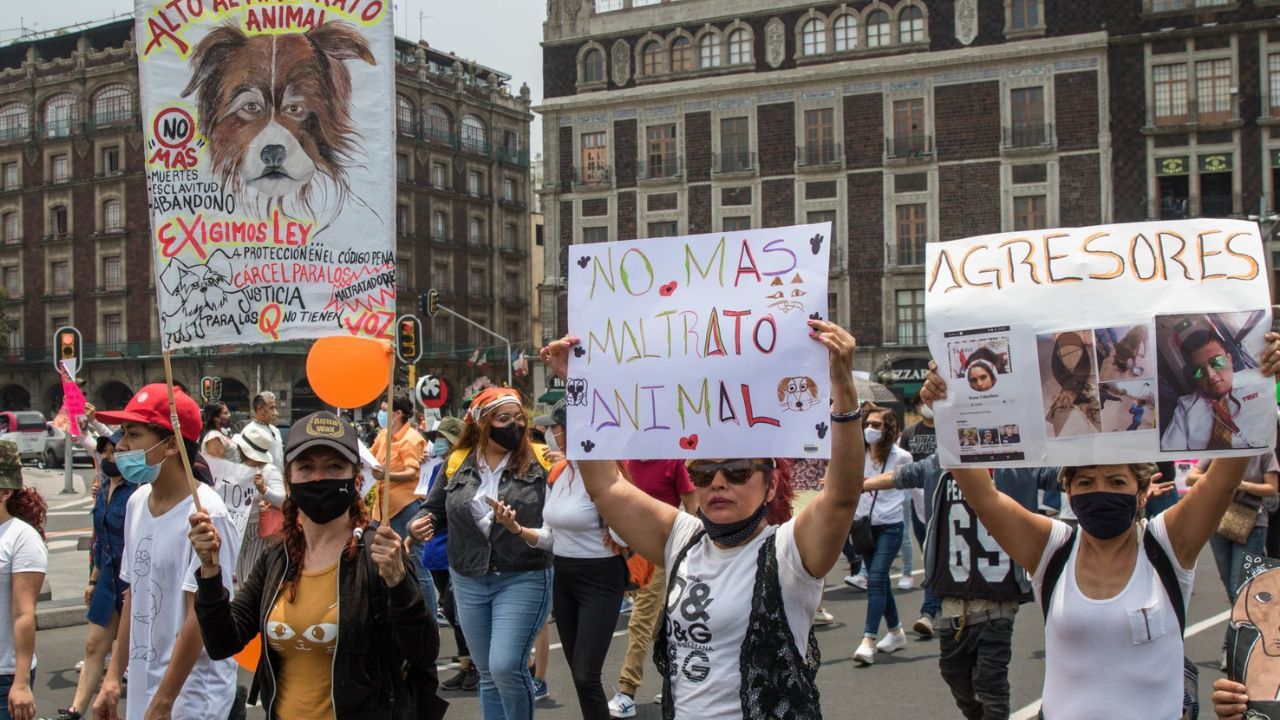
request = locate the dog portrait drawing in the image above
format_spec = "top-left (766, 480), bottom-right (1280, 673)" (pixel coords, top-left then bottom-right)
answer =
top-left (181, 22), bottom-right (376, 225)
top-left (1229, 555), bottom-right (1280, 709)
top-left (777, 376), bottom-right (819, 411)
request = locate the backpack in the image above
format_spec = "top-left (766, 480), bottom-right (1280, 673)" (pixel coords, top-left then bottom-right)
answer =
top-left (1039, 525), bottom-right (1198, 720)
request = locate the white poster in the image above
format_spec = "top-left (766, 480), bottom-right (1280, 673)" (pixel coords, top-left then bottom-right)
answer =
top-left (135, 0), bottom-right (396, 349)
top-left (565, 223), bottom-right (832, 460)
top-left (927, 219), bottom-right (1274, 468)
top-left (205, 455), bottom-right (259, 537)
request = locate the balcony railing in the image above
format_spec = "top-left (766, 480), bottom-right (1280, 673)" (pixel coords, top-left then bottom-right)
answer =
top-left (431, 230), bottom-right (451, 243)
top-left (89, 111), bottom-right (136, 130)
top-left (41, 119), bottom-right (75, 139)
top-left (1159, 196), bottom-right (1190, 220)
top-left (638, 156), bottom-right (683, 181)
top-left (796, 142), bottom-right (842, 168)
top-left (424, 126), bottom-right (458, 148)
top-left (887, 240), bottom-right (927, 268)
top-left (713, 150), bottom-right (756, 174)
top-left (498, 146), bottom-right (530, 167)
top-left (460, 138), bottom-right (491, 157)
top-left (1149, 97), bottom-right (1240, 128)
top-left (1001, 123), bottom-right (1054, 150)
top-left (883, 324), bottom-right (928, 347)
top-left (0, 121), bottom-right (27, 142)
top-left (1200, 194), bottom-right (1235, 217)
top-left (573, 166), bottom-right (613, 187)
top-left (1158, 194), bottom-right (1239, 220)
top-left (885, 134), bottom-right (934, 160)
top-left (499, 195), bottom-right (527, 210)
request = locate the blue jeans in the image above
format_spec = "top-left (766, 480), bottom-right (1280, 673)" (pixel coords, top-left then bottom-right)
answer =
top-left (911, 512), bottom-right (942, 619)
top-left (451, 568), bottom-right (553, 720)
top-left (1211, 524), bottom-right (1267, 604)
top-left (389, 500), bottom-right (437, 615)
top-left (861, 522), bottom-right (903, 638)
top-left (0, 670), bottom-right (34, 720)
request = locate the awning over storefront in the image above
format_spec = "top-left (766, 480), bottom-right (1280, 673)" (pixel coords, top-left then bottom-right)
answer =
top-left (537, 376), bottom-right (566, 405)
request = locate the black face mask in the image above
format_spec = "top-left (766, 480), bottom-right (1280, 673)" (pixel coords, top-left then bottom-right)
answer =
top-left (100, 460), bottom-right (120, 479)
top-left (696, 500), bottom-right (769, 547)
top-left (489, 423), bottom-right (524, 452)
top-left (1070, 491), bottom-right (1137, 540)
top-left (289, 478), bottom-right (356, 524)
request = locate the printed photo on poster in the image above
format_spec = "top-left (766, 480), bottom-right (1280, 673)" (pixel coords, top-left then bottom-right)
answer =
top-left (1095, 323), bottom-right (1154, 383)
top-left (1156, 310), bottom-right (1273, 452)
top-left (1099, 380), bottom-right (1156, 433)
top-left (942, 326), bottom-right (1032, 464)
top-left (1228, 554), bottom-right (1280, 714)
top-left (999, 424), bottom-right (1022, 444)
top-left (946, 335), bottom-right (1011, 394)
top-left (1038, 330), bottom-right (1102, 438)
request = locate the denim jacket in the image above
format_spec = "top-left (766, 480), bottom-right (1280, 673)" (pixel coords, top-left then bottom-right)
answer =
top-left (421, 450), bottom-right (551, 578)
top-left (90, 480), bottom-right (137, 593)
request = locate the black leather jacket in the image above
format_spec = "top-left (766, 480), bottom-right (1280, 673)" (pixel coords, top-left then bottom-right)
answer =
top-left (421, 450), bottom-right (551, 577)
top-left (193, 537), bottom-right (447, 720)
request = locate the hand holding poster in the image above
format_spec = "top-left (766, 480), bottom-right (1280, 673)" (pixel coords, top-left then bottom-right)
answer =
top-left (927, 219), bottom-right (1274, 467)
top-left (135, 0), bottom-right (395, 349)
top-left (565, 223), bottom-right (832, 460)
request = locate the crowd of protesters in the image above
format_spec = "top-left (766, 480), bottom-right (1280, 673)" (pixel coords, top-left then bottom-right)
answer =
top-left (0, 323), bottom-right (1267, 720)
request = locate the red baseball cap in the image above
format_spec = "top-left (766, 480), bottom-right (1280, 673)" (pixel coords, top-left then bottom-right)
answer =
top-left (95, 383), bottom-right (202, 442)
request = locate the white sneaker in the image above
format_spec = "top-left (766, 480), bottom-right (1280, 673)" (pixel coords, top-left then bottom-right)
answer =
top-left (897, 574), bottom-right (915, 590)
top-left (813, 607), bottom-right (834, 625)
top-left (876, 628), bottom-right (907, 653)
top-left (653, 692), bottom-right (662, 704)
top-left (912, 615), bottom-right (935, 638)
top-left (608, 691), bottom-right (637, 719)
top-left (853, 638), bottom-right (876, 666)
top-left (843, 574), bottom-right (868, 591)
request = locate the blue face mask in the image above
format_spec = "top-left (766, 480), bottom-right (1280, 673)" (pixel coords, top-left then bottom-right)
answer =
top-left (432, 438), bottom-right (450, 457)
top-left (377, 410), bottom-right (388, 429)
top-left (114, 438), bottom-right (168, 486)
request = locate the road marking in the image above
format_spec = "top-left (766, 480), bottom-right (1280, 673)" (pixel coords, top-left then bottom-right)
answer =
top-left (1009, 609), bottom-right (1231, 720)
top-left (46, 527), bottom-right (90, 539)
top-left (46, 539), bottom-right (79, 552)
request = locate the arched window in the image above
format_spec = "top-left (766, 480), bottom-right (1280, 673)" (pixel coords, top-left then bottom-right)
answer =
top-left (867, 10), bottom-right (890, 48)
top-left (461, 114), bottom-right (487, 153)
top-left (698, 33), bottom-right (722, 68)
top-left (641, 40), bottom-right (664, 76)
top-left (899, 5), bottom-right (925, 44)
top-left (0, 104), bottom-right (26, 141)
top-left (802, 18), bottom-right (827, 56)
top-left (833, 14), bottom-right (858, 52)
top-left (396, 95), bottom-right (414, 135)
top-left (727, 29), bottom-right (751, 65)
top-left (671, 37), bottom-right (692, 72)
top-left (92, 85), bottom-right (131, 126)
top-left (102, 199), bottom-right (121, 232)
top-left (425, 104), bottom-right (452, 142)
top-left (43, 94), bottom-right (76, 138)
top-left (583, 48), bottom-right (605, 83)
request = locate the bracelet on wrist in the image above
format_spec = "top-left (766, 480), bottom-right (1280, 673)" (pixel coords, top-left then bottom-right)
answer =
top-left (830, 407), bottom-right (864, 424)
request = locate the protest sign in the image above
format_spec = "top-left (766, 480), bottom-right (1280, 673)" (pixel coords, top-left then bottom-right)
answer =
top-left (565, 223), bottom-right (832, 460)
top-left (927, 219), bottom-right (1274, 468)
top-left (1228, 554), bottom-right (1280, 714)
top-left (135, 0), bottom-right (396, 350)
top-left (357, 439), bottom-right (381, 498)
top-left (205, 456), bottom-right (259, 537)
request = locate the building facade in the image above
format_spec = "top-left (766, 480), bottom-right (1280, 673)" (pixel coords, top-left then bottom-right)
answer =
top-left (538, 0), bottom-right (1112, 401)
top-left (0, 20), bottom-right (535, 421)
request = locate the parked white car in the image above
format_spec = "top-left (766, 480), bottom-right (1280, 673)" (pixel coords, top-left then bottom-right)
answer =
top-left (0, 411), bottom-right (50, 464)
top-left (40, 425), bottom-right (93, 469)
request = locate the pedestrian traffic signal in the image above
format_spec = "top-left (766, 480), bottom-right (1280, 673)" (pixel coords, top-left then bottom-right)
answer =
top-left (421, 289), bottom-right (440, 318)
top-left (53, 326), bottom-right (82, 376)
top-left (396, 314), bottom-right (423, 364)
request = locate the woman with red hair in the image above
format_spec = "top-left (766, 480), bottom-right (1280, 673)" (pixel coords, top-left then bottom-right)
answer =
top-left (417, 387), bottom-right (552, 720)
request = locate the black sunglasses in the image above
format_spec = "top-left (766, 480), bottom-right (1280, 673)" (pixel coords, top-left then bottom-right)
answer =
top-left (687, 459), bottom-right (775, 487)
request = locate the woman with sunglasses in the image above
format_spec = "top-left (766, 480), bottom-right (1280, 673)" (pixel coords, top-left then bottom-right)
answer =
top-left (850, 405), bottom-right (913, 666)
top-left (418, 387), bottom-right (551, 720)
top-left (539, 319), bottom-right (863, 718)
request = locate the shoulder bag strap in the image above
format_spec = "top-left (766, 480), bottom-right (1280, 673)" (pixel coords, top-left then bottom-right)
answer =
top-left (1039, 525), bottom-right (1078, 622)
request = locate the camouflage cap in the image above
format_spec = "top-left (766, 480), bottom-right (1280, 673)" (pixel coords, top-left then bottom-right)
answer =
top-left (0, 441), bottom-right (22, 490)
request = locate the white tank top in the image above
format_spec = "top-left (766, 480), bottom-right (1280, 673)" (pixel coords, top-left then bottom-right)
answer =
top-left (1032, 516), bottom-right (1194, 720)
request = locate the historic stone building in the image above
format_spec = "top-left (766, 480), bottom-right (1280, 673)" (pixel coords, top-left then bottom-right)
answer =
top-left (0, 19), bottom-right (535, 421)
top-left (538, 0), bottom-right (1111, 400)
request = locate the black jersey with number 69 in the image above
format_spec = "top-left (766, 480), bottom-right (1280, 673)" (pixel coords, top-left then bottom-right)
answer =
top-left (928, 474), bottom-right (1032, 602)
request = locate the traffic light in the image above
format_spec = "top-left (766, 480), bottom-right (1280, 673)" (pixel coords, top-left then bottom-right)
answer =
top-left (53, 326), bottom-right (82, 375)
top-left (201, 377), bottom-right (215, 402)
top-left (396, 315), bottom-right (422, 364)
top-left (421, 288), bottom-right (440, 318)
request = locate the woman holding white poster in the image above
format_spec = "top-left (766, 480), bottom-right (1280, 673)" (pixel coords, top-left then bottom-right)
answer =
top-left (540, 319), bottom-right (863, 719)
top-left (919, 332), bottom-right (1280, 720)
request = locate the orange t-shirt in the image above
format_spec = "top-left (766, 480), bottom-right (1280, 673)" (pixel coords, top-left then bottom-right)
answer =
top-left (267, 562), bottom-right (339, 719)
top-left (371, 422), bottom-right (427, 521)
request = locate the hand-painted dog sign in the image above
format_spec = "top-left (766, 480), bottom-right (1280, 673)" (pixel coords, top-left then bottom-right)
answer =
top-left (1229, 554), bottom-right (1280, 717)
top-left (136, 1), bottom-right (395, 349)
top-left (565, 223), bottom-right (832, 460)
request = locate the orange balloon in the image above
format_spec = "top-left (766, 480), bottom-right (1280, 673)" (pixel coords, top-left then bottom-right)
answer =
top-left (233, 633), bottom-right (262, 672)
top-left (306, 336), bottom-right (392, 409)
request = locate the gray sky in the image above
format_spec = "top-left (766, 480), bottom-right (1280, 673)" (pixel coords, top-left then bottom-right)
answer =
top-left (4, 0), bottom-right (546, 150)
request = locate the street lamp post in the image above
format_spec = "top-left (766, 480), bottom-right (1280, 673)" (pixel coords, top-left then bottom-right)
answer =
top-left (427, 300), bottom-right (513, 387)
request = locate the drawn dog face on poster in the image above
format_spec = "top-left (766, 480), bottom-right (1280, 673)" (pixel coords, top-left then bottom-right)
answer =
top-left (181, 22), bottom-right (375, 223)
top-left (1229, 554), bottom-right (1280, 716)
